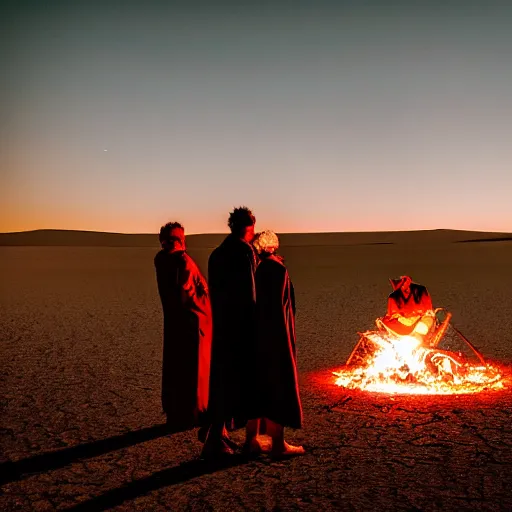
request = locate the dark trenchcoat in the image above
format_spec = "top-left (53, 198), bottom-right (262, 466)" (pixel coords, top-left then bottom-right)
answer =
top-left (207, 234), bottom-right (258, 428)
top-left (155, 249), bottom-right (212, 431)
top-left (251, 254), bottom-right (302, 429)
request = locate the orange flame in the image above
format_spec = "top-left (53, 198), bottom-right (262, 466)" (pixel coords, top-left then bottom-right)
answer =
top-left (334, 330), bottom-right (503, 395)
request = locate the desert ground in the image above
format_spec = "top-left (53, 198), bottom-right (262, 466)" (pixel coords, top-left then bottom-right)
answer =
top-left (1, 230), bottom-right (512, 511)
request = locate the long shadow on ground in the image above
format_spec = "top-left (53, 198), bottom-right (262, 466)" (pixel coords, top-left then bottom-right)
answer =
top-left (65, 454), bottom-right (254, 512)
top-left (0, 423), bottom-right (170, 485)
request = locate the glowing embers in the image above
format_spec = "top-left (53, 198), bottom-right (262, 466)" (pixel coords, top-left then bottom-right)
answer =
top-left (334, 317), bottom-right (504, 395)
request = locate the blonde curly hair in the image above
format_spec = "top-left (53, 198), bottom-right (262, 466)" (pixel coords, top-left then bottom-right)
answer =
top-left (253, 230), bottom-right (279, 254)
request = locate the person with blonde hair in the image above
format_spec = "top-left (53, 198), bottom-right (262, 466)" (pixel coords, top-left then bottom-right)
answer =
top-left (247, 230), bottom-right (304, 456)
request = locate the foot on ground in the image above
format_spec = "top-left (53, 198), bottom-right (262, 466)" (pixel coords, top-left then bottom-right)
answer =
top-left (242, 437), bottom-right (270, 455)
top-left (271, 441), bottom-right (306, 458)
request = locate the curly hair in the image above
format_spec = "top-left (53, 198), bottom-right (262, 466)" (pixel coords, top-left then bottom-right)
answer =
top-left (228, 206), bottom-right (255, 235)
top-left (253, 230), bottom-right (279, 254)
top-left (159, 221), bottom-right (184, 244)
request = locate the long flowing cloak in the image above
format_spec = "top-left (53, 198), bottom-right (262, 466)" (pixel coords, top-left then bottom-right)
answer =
top-left (207, 234), bottom-right (257, 428)
top-left (154, 249), bottom-right (212, 432)
top-left (252, 255), bottom-right (302, 429)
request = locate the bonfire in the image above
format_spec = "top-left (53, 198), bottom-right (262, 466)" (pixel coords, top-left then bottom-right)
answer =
top-left (334, 308), bottom-right (503, 395)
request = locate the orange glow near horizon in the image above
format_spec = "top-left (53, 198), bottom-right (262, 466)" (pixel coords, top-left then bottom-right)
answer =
top-left (2, 220), bottom-right (512, 235)
top-left (2, 204), bottom-right (512, 236)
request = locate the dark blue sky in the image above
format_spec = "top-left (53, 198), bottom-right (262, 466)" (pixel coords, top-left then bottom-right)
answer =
top-left (3, 0), bottom-right (511, 233)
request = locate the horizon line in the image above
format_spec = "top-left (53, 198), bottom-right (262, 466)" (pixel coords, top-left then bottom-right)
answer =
top-left (1, 227), bottom-right (511, 236)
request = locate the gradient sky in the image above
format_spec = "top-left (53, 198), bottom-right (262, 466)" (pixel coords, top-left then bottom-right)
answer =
top-left (2, 0), bottom-right (512, 234)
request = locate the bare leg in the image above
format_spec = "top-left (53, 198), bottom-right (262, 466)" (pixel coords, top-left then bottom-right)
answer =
top-left (243, 419), bottom-right (265, 454)
top-left (266, 419), bottom-right (305, 456)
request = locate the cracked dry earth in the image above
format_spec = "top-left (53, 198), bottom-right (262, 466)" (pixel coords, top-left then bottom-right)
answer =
top-left (1, 241), bottom-right (512, 511)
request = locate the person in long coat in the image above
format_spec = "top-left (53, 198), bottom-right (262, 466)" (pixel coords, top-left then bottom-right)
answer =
top-left (154, 222), bottom-right (212, 434)
top-left (201, 207), bottom-right (258, 457)
top-left (249, 230), bottom-right (304, 456)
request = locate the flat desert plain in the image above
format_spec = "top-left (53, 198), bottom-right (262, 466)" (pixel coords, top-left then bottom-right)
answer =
top-left (1, 230), bottom-right (512, 511)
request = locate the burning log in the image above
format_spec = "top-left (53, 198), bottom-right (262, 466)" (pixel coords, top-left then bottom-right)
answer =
top-left (429, 309), bottom-right (452, 347)
top-left (334, 309), bottom-right (503, 395)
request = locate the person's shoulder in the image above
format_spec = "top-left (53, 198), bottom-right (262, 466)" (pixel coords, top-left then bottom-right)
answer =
top-left (210, 236), bottom-right (230, 254)
top-left (174, 250), bottom-right (189, 266)
top-left (181, 252), bottom-right (199, 271)
top-left (240, 241), bottom-right (256, 258)
top-left (210, 235), bottom-right (251, 260)
top-left (270, 255), bottom-right (286, 267)
top-left (164, 251), bottom-right (195, 278)
top-left (154, 249), bottom-right (166, 266)
top-left (227, 237), bottom-right (255, 261)
top-left (208, 243), bottom-right (223, 264)
top-left (258, 256), bottom-right (286, 276)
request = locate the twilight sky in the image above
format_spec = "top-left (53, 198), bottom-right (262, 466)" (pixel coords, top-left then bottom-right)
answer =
top-left (2, 0), bottom-right (512, 234)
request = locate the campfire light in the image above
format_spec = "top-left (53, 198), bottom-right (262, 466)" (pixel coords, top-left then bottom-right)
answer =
top-left (334, 311), bottom-right (504, 395)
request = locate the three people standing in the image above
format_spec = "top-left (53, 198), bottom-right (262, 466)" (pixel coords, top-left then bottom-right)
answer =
top-left (155, 208), bottom-right (304, 459)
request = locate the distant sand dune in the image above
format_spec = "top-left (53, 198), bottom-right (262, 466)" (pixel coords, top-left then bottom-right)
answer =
top-left (1, 228), bottom-right (511, 247)
top-left (456, 236), bottom-right (512, 244)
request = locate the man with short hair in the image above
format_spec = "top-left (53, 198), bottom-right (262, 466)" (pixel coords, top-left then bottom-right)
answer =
top-left (154, 222), bottom-right (212, 435)
top-left (202, 207), bottom-right (258, 457)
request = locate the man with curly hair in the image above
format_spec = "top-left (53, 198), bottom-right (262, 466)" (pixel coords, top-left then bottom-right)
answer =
top-left (202, 207), bottom-right (258, 457)
top-left (154, 222), bottom-right (212, 436)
